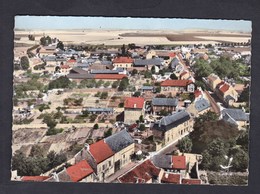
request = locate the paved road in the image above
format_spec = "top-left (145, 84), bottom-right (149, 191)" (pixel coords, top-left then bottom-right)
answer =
top-left (204, 90), bottom-right (220, 114)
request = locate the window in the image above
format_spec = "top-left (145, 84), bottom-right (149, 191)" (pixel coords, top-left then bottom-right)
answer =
top-left (109, 161), bottom-right (111, 167)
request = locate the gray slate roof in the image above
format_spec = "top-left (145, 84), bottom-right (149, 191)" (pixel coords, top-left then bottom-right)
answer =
top-left (134, 58), bottom-right (163, 66)
top-left (195, 98), bottom-right (210, 112)
top-left (105, 129), bottom-right (134, 153)
top-left (141, 86), bottom-right (154, 90)
top-left (222, 108), bottom-right (249, 121)
top-left (154, 110), bottom-right (190, 131)
top-left (67, 73), bottom-right (94, 79)
top-left (152, 154), bottom-right (172, 169)
top-left (86, 107), bottom-right (114, 112)
top-left (171, 57), bottom-right (180, 69)
top-left (152, 98), bottom-right (178, 107)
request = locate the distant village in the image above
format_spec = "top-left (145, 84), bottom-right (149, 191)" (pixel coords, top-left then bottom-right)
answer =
top-left (12, 33), bottom-right (250, 185)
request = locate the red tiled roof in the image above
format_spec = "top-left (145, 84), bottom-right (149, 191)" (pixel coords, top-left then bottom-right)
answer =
top-left (89, 140), bottom-right (114, 164)
top-left (94, 74), bottom-right (127, 80)
top-left (172, 156), bottom-right (186, 170)
top-left (182, 178), bottom-right (202, 185)
top-left (67, 59), bottom-right (76, 63)
top-left (169, 52), bottom-right (176, 58)
top-left (66, 160), bottom-right (94, 182)
top-left (124, 97), bottom-right (145, 109)
top-left (113, 57), bottom-right (134, 63)
top-left (194, 90), bottom-right (202, 98)
top-left (21, 176), bottom-right (50, 182)
top-left (161, 173), bottom-right (181, 184)
top-left (60, 64), bottom-right (70, 69)
top-left (118, 160), bottom-right (161, 183)
top-left (161, 80), bottom-right (193, 87)
top-left (219, 83), bottom-right (230, 93)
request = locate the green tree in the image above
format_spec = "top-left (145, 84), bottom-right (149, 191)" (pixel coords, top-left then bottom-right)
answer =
top-left (144, 71), bottom-right (152, 78)
top-left (229, 147), bottom-right (248, 172)
top-left (48, 76), bottom-right (72, 89)
top-left (43, 114), bottom-right (57, 129)
top-left (100, 92), bottom-right (108, 99)
top-left (132, 69), bottom-right (138, 75)
top-left (139, 115), bottom-right (144, 123)
top-left (57, 41), bottom-right (64, 50)
top-left (133, 91), bottom-right (141, 97)
top-left (20, 56), bottom-right (30, 70)
top-left (139, 124), bottom-right (146, 131)
top-left (151, 66), bottom-right (156, 74)
top-left (112, 81), bottom-right (120, 88)
top-left (118, 77), bottom-right (129, 91)
top-left (170, 73), bottom-right (178, 80)
top-left (104, 128), bottom-right (113, 138)
top-left (177, 136), bottom-right (193, 153)
top-left (93, 123), bottom-right (99, 129)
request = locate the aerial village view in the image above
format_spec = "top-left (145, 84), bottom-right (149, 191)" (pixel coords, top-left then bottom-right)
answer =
top-left (11, 16), bottom-right (251, 185)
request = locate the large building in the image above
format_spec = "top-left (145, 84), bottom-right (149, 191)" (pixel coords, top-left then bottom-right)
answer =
top-left (124, 97), bottom-right (145, 124)
top-left (161, 80), bottom-right (195, 93)
top-left (151, 97), bottom-right (178, 115)
top-left (152, 110), bottom-right (193, 146)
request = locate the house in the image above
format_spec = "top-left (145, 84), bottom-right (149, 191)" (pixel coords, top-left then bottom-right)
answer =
top-left (179, 71), bottom-right (190, 80)
top-left (152, 110), bottom-right (193, 146)
top-left (66, 160), bottom-right (95, 182)
top-left (133, 58), bottom-right (163, 71)
top-left (118, 160), bottom-right (163, 183)
top-left (67, 67), bottom-right (127, 82)
top-left (112, 57), bottom-right (134, 70)
top-left (170, 57), bottom-right (184, 73)
top-left (39, 46), bottom-right (57, 56)
top-left (66, 58), bottom-right (77, 67)
top-left (186, 98), bottom-right (211, 116)
top-left (207, 74), bottom-right (222, 91)
top-left (124, 97), bottom-right (145, 124)
top-left (140, 86), bottom-right (155, 93)
top-left (104, 129), bottom-right (135, 172)
top-left (161, 80), bottom-right (195, 93)
top-left (152, 155), bottom-right (186, 173)
top-left (151, 97), bottom-right (178, 115)
top-left (83, 140), bottom-right (115, 182)
top-left (221, 108), bottom-right (249, 130)
top-left (60, 64), bottom-right (71, 75)
top-left (215, 82), bottom-right (238, 106)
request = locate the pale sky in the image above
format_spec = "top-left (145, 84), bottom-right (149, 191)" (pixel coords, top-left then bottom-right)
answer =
top-left (15, 16), bottom-right (252, 32)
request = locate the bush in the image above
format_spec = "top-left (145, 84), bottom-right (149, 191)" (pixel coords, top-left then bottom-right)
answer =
top-left (93, 123), bottom-right (99, 129)
top-left (46, 128), bottom-right (64, 136)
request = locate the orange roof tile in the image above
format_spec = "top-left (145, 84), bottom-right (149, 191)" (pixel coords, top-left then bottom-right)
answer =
top-left (161, 80), bottom-right (193, 87)
top-left (21, 176), bottom-right (50, 182)
top-left (172, 156), bottom-right (186, 170)
top-left (94, 74), bottom-right (127, 80)
top-left (219, 83), bottom-right (230, 93)
top-left (113, 57), bottom-right (134, 63)
top-left (60, 64), bottom-right (70, 69)
top-left (89, 140), bottom-right (114, 164)
top-left (182, 178), bottom-right (202, 185)
top-left (124, 97), bottom-right (145, 109)
top-left (161, 173), bottom-right (181, 184)
top-left (118, 160), bottom-right (161, 183)
top-left (66, 160), bottom-right (94, 182)
top-left (194, 90), bottom-right (202, 98)
top-left (169, 52), bottom-right (176, 58)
